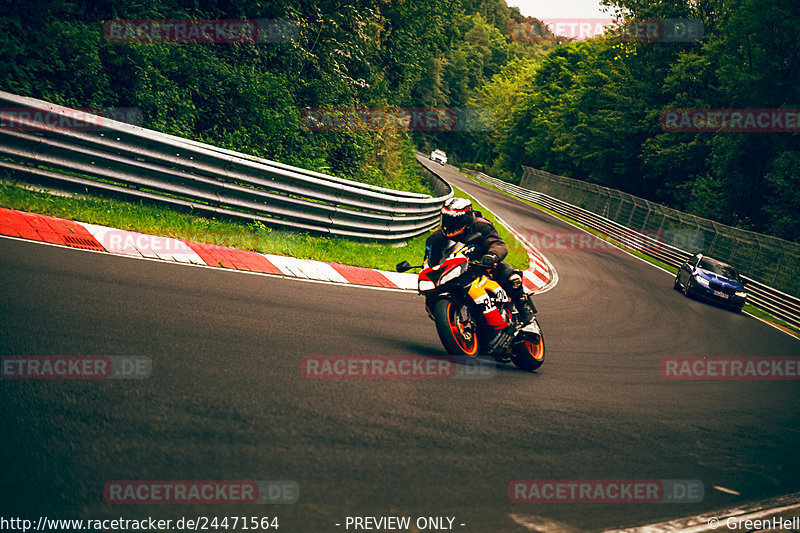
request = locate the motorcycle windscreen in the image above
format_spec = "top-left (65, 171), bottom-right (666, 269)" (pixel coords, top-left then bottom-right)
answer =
top-left (427, 238), bottom-right (463, 267)
top-left (423, 257), bottom-right (468, 286)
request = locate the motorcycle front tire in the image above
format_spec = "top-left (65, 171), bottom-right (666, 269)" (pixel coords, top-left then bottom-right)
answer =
top-left (512, 318), bottom-right (545, 372)
top-left (433, 299), bottom-right (479, 357)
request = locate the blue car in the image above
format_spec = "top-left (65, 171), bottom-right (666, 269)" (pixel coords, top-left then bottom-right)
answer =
top-left (673, 253), bottom-right (748, 312)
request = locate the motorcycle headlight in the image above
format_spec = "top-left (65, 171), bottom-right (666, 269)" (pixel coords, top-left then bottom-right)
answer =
top-left (695, 276), bottom-right (710, 287)
top-left (418, 280), bottom-right (436, 292)
top-left (735, 291), bottom-right (747, 298)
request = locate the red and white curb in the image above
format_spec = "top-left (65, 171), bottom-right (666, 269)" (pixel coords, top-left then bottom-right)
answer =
top-left (0, 208), bottom-right (553, 292)
top-left (494, 213), bottom-right (558, 294)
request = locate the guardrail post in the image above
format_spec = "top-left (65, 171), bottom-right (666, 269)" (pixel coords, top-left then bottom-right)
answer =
top-left (689, 222), bottom-right (701, 253)
top-left (655, 206), bottom-right (666, 238)
top-left (748, 237), bottom-right (761, 278)
top-left (773, 252), bottom-right (785, 287)
top-left (727, 231), bottom-right (738, 264)
top-left (642, 202), bottom-right (652, 232)
top-left (613, 192), bottom-right (625, 222)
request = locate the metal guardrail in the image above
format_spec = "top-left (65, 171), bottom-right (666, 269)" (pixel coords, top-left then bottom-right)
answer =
top-left (0, 91), bottom-right (452, 241)
top-left (464, 169), bottom-right (800, 329)
top-left (520, 166), bottom-right (800, 297)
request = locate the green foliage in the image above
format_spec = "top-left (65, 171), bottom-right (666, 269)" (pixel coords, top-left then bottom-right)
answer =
top-left (454, 0), bottom-right (800, 243)
top-left (410, 3), bottom-right (553, 164)
top-left (0, 0), bottom-right (460, 197)
top-left (764, 151), bottom-right (800, 242)
top-left (4, 0), bottom-right (797, 244)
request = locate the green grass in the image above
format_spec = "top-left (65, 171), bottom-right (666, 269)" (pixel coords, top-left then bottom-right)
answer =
top-left (0, 179), bottom-right (428, 271)
top-left (0, 177), bottom-right (532, 274)
top-left (741, 304), bottom-right (799, 335)
top-left (461, 171), bottom-right (800, 338)
top-left (449, 186), bottom-right (530, 272)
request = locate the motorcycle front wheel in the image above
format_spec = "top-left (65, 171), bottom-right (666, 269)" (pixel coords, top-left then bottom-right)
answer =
top-left (512, 318), bottom-right (545, 372)
top-left (433, 299), bottom-right (479, 357)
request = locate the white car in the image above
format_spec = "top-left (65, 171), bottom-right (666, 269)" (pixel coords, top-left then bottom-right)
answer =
top-left (430, 149), bottom-right (447, 165)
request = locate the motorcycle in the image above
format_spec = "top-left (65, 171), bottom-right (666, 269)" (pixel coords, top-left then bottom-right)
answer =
top-left (396, 233), bottom-right (545, 372)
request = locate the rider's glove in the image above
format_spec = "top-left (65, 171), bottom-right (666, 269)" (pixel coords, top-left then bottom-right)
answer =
top-left (480, 252), bottom-right (498, 267)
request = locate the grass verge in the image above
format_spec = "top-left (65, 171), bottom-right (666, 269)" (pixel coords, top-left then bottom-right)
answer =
top-left (0, 176), bottom-right (531, 274)
top-left (460, 171), bottom-right (800, 338)
top-left (449, 186), bottom-right (529, 272)
top-left (0, 179), bottom-right (427, 271)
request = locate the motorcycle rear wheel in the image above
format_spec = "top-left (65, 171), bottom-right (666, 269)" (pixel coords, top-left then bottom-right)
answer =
top-left (433, 299), bottom-right (479, 357)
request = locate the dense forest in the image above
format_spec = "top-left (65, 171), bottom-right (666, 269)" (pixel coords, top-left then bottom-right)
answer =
top-left (0, 0), bottom-right (546, 195)
top-left (457, 0), bottom-right (800, 242)
top-left (1, 0), bottom-right (798, 241)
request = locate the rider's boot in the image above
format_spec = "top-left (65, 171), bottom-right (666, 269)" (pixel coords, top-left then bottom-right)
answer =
top-left (508, 272), bottom-right (536, 324)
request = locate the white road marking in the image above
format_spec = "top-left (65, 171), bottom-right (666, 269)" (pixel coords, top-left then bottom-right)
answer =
top-left (713, 486), bottom-right (741, 496)
top-left (509, 513), bottom-right (582, 532)
top-left (263, 254), bottom-right (350, 283)
top-left (380, 270), bottom-right (419, 290)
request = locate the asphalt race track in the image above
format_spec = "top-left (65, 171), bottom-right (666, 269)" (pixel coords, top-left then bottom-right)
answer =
top-left (1, 163), bottom-right (799, 532)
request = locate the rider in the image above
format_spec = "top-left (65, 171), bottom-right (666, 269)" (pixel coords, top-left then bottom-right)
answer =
top-left (425, 197), bottom-right (536, 324)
